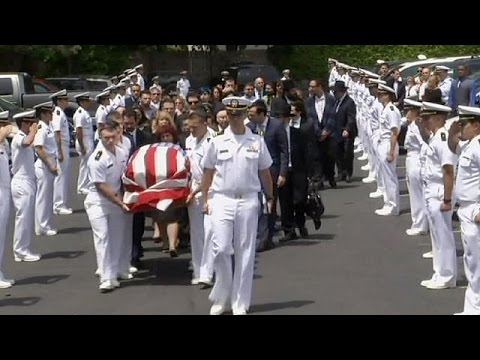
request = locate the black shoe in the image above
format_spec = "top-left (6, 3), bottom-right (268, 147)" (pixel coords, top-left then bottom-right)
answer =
top-left (338, 174), bottom-right (347, 181)
top-left (299, 227), bottom-right (309, 238)
top-left (314, 219), bottom-right (322, 230)
top-left (328, 179), bottom-right (337, 188)
top-left (279, 232), bottom-right (298, 242)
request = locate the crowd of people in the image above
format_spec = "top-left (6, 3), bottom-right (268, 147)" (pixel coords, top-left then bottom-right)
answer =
top-left (0, 58), bottom-right (479, 315)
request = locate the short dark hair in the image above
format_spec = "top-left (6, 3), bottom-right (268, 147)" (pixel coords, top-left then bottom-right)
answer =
top-left (99, 124), bottom-right (117, 135)
top-left (250, 100), bottom-right (267, 115)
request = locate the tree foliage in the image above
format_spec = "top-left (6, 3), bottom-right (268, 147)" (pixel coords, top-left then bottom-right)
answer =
top-left (268, 45), bottom-right (480, 80)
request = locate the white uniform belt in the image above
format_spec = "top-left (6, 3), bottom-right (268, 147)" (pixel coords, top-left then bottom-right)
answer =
top-left (217, 192), bottom-right (258, 200)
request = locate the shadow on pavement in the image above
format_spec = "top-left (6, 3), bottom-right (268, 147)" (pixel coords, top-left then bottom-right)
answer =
top-left (0, 297), bottom-right (41, 307)
top-left (41, 251), bottom-right (86, 260)
top-left (16, 275), bottom-right (70, 286)
top-left (321, 214), bottom-right (339, 219)
top-left (249, 300), bottom-right (315, 314)
top-left (399, 209), bottom-right (411, 215)
top-left (72, 209), bottom-right (86, 214)
top-left (120, 257), bottom-right (192, 287)
top-left (58, 227), bottom-right (90, 234)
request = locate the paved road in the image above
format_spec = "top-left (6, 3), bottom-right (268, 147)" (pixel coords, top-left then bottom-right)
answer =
top-left (0, 153), bottom-right (466, 314)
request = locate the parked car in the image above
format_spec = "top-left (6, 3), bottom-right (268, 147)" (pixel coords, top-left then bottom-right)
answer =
top-left (46, 76), bottom-right (112, 91)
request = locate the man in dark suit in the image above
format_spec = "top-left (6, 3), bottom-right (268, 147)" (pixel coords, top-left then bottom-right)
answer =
top-left (123, 109), bottom-right (151, 267)
top-left (307, 79), bottom-right (337, 188)
top-left (332, 81), bottom-right (357, 182)
top-left (278, 100), bottom-right (318, 241)
top-left (125, 84), bottom-right (141, 109)
top-left (247, 100), bottom-right (289, 251)
top-left (392, 69), bottom-right (406, 111)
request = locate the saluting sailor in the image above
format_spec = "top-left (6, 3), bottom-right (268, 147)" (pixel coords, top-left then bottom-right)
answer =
top-left (0, 111), bottom-right (16, 287)
top-left (201, 96), bottom-right (274, 315)
top-left (74, 92), bottom-right (95, 195)
top-left (11, 110), bottom-right (41, 262)
top-left (448, 105), bottom-right (480, 314)
top-left (50, 89), bottom-right (73, 215)
top-left (33, 102), bottom-right (58, 236)
top-left (417, 101), bottom-right (457, 290)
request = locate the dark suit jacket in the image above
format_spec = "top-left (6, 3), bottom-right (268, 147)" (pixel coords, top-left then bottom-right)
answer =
top-left (394, 80), bottom-right (406, 110)
top-left (307, 93), bottom-right (336, 137)
top-left (296, 117), bottom-right (319, 178)
top-left (125, 96), bottom-right (139, 109)
top-left (247, 117), bottom-right (289, 179)
top-left (333, 94), bottom-right (357, 140)
top-left (125, 128), bottom-right (150, 156)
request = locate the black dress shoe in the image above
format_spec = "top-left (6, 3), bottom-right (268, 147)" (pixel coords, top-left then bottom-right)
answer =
top-left (279, 232), bottom-right (298, 242)
top-left (328, 179), bottom-right (337, 188)
top-left (338, 174), bottom-right (347, 181)
top-left (314, 219), bottom-right (322, 230)
top-left (299, 227), bottom-right (309, 238)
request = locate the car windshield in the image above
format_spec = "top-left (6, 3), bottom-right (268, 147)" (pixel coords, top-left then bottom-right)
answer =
top-left (0, 97), bottom-right (23, 111)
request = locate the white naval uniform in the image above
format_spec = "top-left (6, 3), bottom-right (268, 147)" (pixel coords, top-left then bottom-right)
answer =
top-left (185, 131), bottom-right (214, 283)
top-left (52, 106), bottom-right (71, 211)
top-left (74, 106), bottom-right (94, 194)
top-left (0, 139), bottom-right (12, 275)
top-left (422, 127), bottom-right (458, 286)
top-left (34, 120), bottom-right (57, 234)
top-left (404, 121), bottom-right (429, 232)
top-left (369, 98), bottom-right (385, 193)
top-left (377, 102), bottom-right (401, 213)
top-left (455, 135), bottom-right (480, 314)
top-left (203, 126), bottom-right (272, 312)
top-left (176, 78), bottom-right (190, 99)
top-left (11, 131), bottom-right (37, 257)
top-left (84, 143), bottom-right (127, 283)
top-left (116, 137), bottom-right (133, 276)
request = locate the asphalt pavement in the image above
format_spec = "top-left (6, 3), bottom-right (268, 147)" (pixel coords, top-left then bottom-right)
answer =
top-left (0, 152), bottom-right (466, 314)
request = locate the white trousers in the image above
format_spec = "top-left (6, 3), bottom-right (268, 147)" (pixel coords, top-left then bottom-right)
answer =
top-left (209, 193), bottom-right (259, 311)
top-left (405, 153), bottom-right (428, 231)
top-left (54, 145), bottom-right (71, 210)
top-left (0, 186), bottom-right (11, 274)
top-left (378, 141), bottom-right (399, 211)
top-left (188, 194), bottom-right (214, 281)
top-left (119, 213), bottom-right (133, 275)
top-left (425, 186), bottom-right (457, 284)
top-left (202, 211), bottom-right (215, 282)
top-left (76, 141), bottom-right (93, 193)
top-left (458, 203), bottom-right (480, 314)
top-left (35, 162), bottom-right (55, 233)
top-left (11, 176), bottom-right (36, 256)
top-left (84, 199), bottom-right (124, 283)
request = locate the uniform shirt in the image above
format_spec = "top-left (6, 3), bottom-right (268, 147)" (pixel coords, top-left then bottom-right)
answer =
top-left (117, 136), bottom-right (132, 160)
top-left (176, 78), bottom-right (191, 98)
top-left (86, 143), bottom-right (127, 206)
top-left (113, 94), bottom-right (125, 108)
top-left (369, 98), bottom-right (383, 137)
top-left (95, 105), bottom-right (108, 126)
top-left (33, 120), bottom-right (57, 158)
top-left (423, 127), bottom-right (457, 185)
top-left (74, 106), bottom-right (94, 145)
top-left (439, 77), bottom-right (452, 105)
top-left (51, 106), bottom-right (70, 147)
top-left (0, 139), bottom-right (11, 187)
top-left (378, 102), bottom-right (401, 142)
top-left (138, 74), bottom-right (145, 91)
top-left (202, 126), bottom-right (272, 195)
top-left (403, 120), bottom-right (424, 154)
top-left (11, 130), bottom-right (36, 179)
top-left (185, 131), bottom-right (212, 189)
top-left (455, 134), bottom-right (480, 203)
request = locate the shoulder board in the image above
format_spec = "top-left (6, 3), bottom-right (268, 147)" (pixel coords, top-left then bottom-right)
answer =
top-left (56, 110), bottom-right (60, 116)
top-left (390, 106), bottom-right (394, 111)
top-left (441, 132), bottom-right (446, 141)
top-left (478, 139), bottom-right (480, 146)
top-left (37, 124), bottom-right (42, 129)
top-left (207, 137), bottom-right (211, 142)
top-left (107, 164), bottom-right (113, 168)
top-left (78, 109), bottom-right (82, 113)
top-left (95, 151), bottom-right (102, 161)
top-left (219, 149), bottom-right (229, 154)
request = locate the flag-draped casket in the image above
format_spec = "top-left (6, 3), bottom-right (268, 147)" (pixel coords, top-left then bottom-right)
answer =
top-left (122, 143), bottom-right (190, 213)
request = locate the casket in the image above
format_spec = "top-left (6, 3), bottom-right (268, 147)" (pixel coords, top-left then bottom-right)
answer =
top-left (122, 143), bottom-right (190, 213)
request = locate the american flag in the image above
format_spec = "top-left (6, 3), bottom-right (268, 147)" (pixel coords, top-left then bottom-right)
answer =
top-left (122, 143), bottom-right (190, 213)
